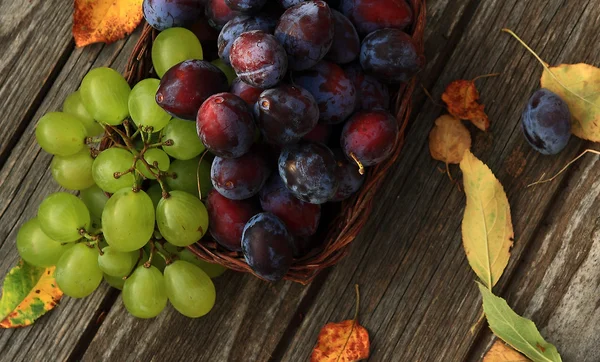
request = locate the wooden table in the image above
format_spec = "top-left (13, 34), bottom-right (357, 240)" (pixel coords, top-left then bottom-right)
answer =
top-left (1, 0), bottom-right (599, 361)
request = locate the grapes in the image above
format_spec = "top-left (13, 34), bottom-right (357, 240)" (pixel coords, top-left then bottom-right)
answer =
top-left (122, 265), bottom-right (167, 318)
top-left (293, 60), bottom-right (356, 124)
top-left (35, 112), bottom-right (87, 156)
top-left (278, 143), bottom-right (338, 204)
top-left (55, 243), bottom-right (102, 298)
top-left (211, 58), bottom-right (237, 85)
top-left (217, 15), bottom-right (276, 65)
top-left (331, 149), bottom-right (364, 201)
top-left (128, 78), bottom-right (172, 132)
top-left (177, 249), bottom-right (227, 278)
top-left (161, 118), bottom-right (206, 160)
top-left (197, 93), bottom-right (256, 158)
top-left (521, 89), bottom-right (571, 155)
top-left (136, 148), bottom-right (170, 180)
top-left (62, 91), bottom-right (104, 136)
top-left (166, 157), bottom-right (213, 198)
top-left (50, 149), bottom-right (95, 190)
top-left (156, 59), bottom-right (228, 121)
top-left (259, 176), bottom-right (321, 236)
top-left (146, 182), bottom-right (163, 209)
top-left (152, 27), bottom-right (204, 78)
top-left (206, 0), bottom-right (241, 29)
top-left (143, 0), bottom-right (204, 31)
top-left (344, 63), bottom-right (390, 111)
top-left (16, 218), bottom-right (73, 267)
top-left (256, 84), bottom-right (319, 145)
top-left (157, 191), bottom-right (209, 246)
top-left (229, 31), bottom-right (288, 88)
top-left (80, 67), bottom-right (131, 125)
top-left (241, 212), bottom-right (293, 282)
top-left (274, 1), bottom-right (334, 71)
top-left (230, 78), bottom-right (263, 106)
top-left (302, 123), bottom-right (331, 144)
top-left (206, 189), bottom-right (259, 251)
top-left (164, 260), bottom-right (216, 317)
top-left (104, 273), bottom-right (125, 290)
top-left (102, 189), bottom-right (155, 252)
top-left (79, 185), bottom-right (109, 220)
top-left (92, 148), bottom-right (136, 193)
top-left (360, 29), bottom-right (424, 84)
top-left (38, 192), bottom-right (90, 242)
top-left (211, 150), bottom-right (270, 200)
top-left (340, 0), bottom-right (412, 36)
top-left (98, 246), bottom-right (138, 277)
top-left (325, 10), bottom-right (360, 64)
top-left (341, 109), bottom-right (398, 168)
top-left (225, 0), bottom-right (267, 13)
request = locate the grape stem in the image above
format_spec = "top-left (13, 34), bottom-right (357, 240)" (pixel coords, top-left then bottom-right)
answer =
top-left (79, 228), bottom-right (100, 241)
top-left (143, 241), bottom-right (156, 268)
top-left (85, 136), bottom-right (104, 144)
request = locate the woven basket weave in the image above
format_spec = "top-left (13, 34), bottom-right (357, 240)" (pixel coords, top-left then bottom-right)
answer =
top-left (123, 0), bottom-right (426, 284)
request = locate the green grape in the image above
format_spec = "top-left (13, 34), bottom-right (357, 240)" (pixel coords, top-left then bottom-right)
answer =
top-left (128, 79), bottom-right (171, 132)
top-left (16, 218), bottom-right (73, 267)
top-left (161, 118), bottom-right (205, 160)
top-left (104, 273), bottom-right (125, 290)
top-left (98, 246), bottom-right (138, 277)
top-left (62, 90), bottom-right (104, 136)
top-left (146, 182), bottom-right (163, 210)
top-left (152, 27), bottom-right (203, 78)
top-left (35, 112), bottom-right (87, 156)
top-left (164, 260), bottom-right (215, 318)
top-left (178, 248), bottom-right (227, 278)
top-left (211, 59), bottom-right (236, 85)
top-left (102, 188), bottom-right (155, 252)
top-left (50, 149), bottom-right (95, 190)
top-left (92, 148), bottom-right (136, 193)
top-left (122, 265), bottom-right (167, 318)
top-left (166, 157), bottom-right (212, 199)
top-left (80, 67), bottom-right (131, 125)
top-left (156, 191), bottom-right (208, 247)
top-left (55, 243), bottom-right (102, 298)
top-left (80, 184), bottom-right (109, 220)
top-left (38, 192), bottom-right (90, 242)
top-left (136, 148), bottom-right (170, 180)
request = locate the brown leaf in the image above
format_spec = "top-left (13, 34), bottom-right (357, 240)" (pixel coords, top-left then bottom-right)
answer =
top-left (73, 0), bottom-right (144, 47)
top-left (442, 79), bottom-right (490, 131)
top-left (429, 115), bottom-right (472, 164)
top-left (483, 340), bottom-right (530, 361)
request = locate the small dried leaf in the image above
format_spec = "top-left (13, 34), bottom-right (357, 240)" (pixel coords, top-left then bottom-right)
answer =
top-left (73, 0), bottom-right (144, 47)
top-left (483, 340), bottom-right (530, 361)
top-left (429, 115), bottom-right (472, 164)
top-left (442, 80), bottom-right (490, 131)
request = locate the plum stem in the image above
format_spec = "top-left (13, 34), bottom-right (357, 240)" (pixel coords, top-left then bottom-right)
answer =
top-left (349, 152), bottom-right (365, 175)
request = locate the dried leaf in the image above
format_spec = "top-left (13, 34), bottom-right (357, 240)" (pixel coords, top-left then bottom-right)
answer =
top-left (0, 261), bottom-right (62, 328)
top-left (429, 115), bottom-right (472, 164)
top-left (477, 283), bottom-right (562, 362)
top-left (442, 80), bottom-right (490, 131)
top-left (483, 340), bottom-right (531, 361)
top-left (73, 0), bottom-right (144, 47)
top-left (311, 285), bottom-right (369, 362)
top-left (460, 150), bottom-right (513, 289)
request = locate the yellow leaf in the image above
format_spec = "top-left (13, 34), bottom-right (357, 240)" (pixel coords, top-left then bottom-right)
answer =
top-left (429, 115), bottom-right (472, 164)
top-left (73, 0), bottom-right (144, 47)
top-left (483, 340), bottom-right (531, 362)
top-left (460, 150), bottom-right (513, 289)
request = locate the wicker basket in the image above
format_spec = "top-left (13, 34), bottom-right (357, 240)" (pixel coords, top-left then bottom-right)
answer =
top-left (123, 1), bottom-right (426, 285)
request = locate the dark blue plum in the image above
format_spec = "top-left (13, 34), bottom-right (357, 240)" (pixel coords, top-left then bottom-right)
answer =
top-left (360, 28), bottom-right (424, 84)
top-left (225, 0), bottom-right (267, 13)
top-left (274, 1), bottom-right (334, 71)
top-left (230, 77), bottom-right (264, 106)
top-left (330, 149), bottom-right (364, 201)
top-left (340, 0), bottom-right (412, 36)
top-left (325, 10), bottom-right (359, 64)
top-left (211, 149), bottom-right (271, 200)
top-left (242, 212), bottom-right (294, 282)
top-left (344, 63), bottom-right (390, 111)
top-left (257, 84), bottom-right (319, 145)
top-left (206, 0), bottom-right (241, 29)
top-left (278, 143), bottom-right (338, 204)
top-left (276, 0), bottom-right (305, 8)
top-left (521, 89), bottom-right (571, 155)
top-left (293, 60), bottom-right (356, 124)
top-left (218, 15), bottom-right (276, 65)
top-left (302, 123), bottom-right (332, 143)
top-left (143, 0), bottom-right (204, 30)
top-left (230, 31), bottom-right (288, 88)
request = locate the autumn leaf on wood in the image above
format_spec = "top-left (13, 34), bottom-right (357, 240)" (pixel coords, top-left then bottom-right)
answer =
top-left (429, 115), bottom-right (472, 164)
top-left (311, 285), bottom-right (369, 362)
top-left (483, 340), bottom-right (530, 361)
top-left (0, 261), bottom-right (62, 328)
top-left (460, 150), bottom-right (513, 289)
top-left (442, 79), bottom-right (490, 131)
top-left (73, 0), bottom-right (144, 47)
top-left (477, 283), bottom-right (562, 362)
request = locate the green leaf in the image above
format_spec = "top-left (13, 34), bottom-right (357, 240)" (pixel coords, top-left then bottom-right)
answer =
top-left (477, 282), bottom-right (562, 362)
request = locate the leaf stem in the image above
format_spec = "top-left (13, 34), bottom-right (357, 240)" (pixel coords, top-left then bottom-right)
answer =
top-left (528, 149), bottom-right (600, 187)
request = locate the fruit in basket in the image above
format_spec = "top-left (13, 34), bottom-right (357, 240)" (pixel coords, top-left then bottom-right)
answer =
top-left (37, 192), bottom-right (90, 243)
top-left (16, 218), bottom-right (73, 268)
top-left (161, 118), bottom-right (206, 160)
top-left (122, 265), bottom-right (168, 318)
top-left (92, 148), bottom-right (136, 193)
top-left (143, 0), bottom-right (205, 31)
top-left (230, 31), bottom-right (288, 88)
top-left (241, 212), bottom-right (294, 281)
top-left (50, 149), bottom-right (95, 191)
top-left (331, 149), bottom-right (365, 201)
top-left (275, 1), bottom-right (334, 71)
top-left (225, 0), bottom-right (267, 13)
top-left (293, 60), bottom-right (356, 124)
top-left (211, 149), bottom-right (271, 200)
top-left (164, 260), bottom-right (216, 317)
top-left (80, 67), bottom-right (131, 125)
top-left (206, 0), bottom-right (241, 29)
top-left (166, 157), bottom-right (213, 198)
top-left (62, 91), bottom-right (104, 136)
top-left (156, 59), bottom-right (228, 120)
top-left (35, 112), bottom-right (87, 156)
top-left (197, 92), bottom-right (256, 157)
top-left (256, 84), bottom-right (319, 145)
top-left (344, 63), bottom-right (390, 111)
top-left (152, 27), bottom-right (204, 78)
top-left (302, 123), bottom-right (332, 144)
top-left (276, 0), bottom-right (305, 9)
top-left (521, 89), bottom-right (571, 155)
top-left (128, 78), bottom-right (172, 132)
top-left (156, 191), bottom-right (209, 246)
top-left (218, 15), bottom-right (277, 66)
top-left (360, 28), bottom-right (424, 84)
top-left (55, 243), bottom-right (103, 298)
top-left (340, 0), bottom-right (413, 36)
top-left (279, 143), bottom-right (338, 204)
top-left (326, 10), bottom-right (360, 64)
top-left (230, 77), bottom-right (264, 105)
top-left (211, 59), bottom-right (237, 85)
